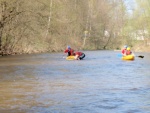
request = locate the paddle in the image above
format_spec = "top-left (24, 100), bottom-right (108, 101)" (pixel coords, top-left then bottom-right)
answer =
top-left (132, 53), bottom-right (144, 58)
top-left (62, 53), bottom-right (66, 58)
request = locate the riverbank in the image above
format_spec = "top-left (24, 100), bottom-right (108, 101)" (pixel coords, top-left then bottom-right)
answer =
top-left (1, 45), bottom-right (150, 57)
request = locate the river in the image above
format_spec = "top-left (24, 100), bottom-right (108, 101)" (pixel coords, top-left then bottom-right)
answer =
top-left (0, 51), bottom-right (150, 113)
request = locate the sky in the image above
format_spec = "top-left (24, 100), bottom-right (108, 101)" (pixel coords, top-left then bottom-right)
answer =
top-left (124, 0), bottom-right (136, 14)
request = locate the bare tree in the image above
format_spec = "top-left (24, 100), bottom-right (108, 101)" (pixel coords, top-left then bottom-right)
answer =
top-left (44, 0), bottom-right (53, 39)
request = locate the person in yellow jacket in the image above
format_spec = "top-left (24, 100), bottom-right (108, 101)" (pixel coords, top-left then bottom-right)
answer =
top-left (125, 47), bottom-right (132, 55)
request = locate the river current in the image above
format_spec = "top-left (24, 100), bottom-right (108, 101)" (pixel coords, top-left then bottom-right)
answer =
top-left (0, 51), bottom-right (150, 113)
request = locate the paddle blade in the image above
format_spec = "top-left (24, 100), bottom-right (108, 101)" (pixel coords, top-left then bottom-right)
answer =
top-left (138, 55), bottom-right (144, 58)
top-left (117, 54), bottom-right (123, 58)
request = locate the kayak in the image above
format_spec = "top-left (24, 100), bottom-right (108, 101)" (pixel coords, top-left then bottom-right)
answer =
top-left (122, 55), bottom-right (135, 60)
top-left (66, 56), bottom-right (75, 60)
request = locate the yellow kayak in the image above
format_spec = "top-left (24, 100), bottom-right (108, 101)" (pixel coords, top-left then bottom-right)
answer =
top-left (66, 56), bottom-right (75, 60)
top-left (122, 55), bottom-right (135, 60)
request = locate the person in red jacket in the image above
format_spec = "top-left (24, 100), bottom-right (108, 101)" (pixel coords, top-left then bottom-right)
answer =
top-left (122, 45), bottom-right (127, 56)
top-left (64, 46), bottom-right (74, 56)
top-left (74, 51), bottom-right (85, 60)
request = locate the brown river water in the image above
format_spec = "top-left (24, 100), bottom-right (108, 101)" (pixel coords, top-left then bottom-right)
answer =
top-left (0, 51), bottom-right (150, 113)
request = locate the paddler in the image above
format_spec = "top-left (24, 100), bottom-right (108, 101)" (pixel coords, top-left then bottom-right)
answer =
top-left (74, 51), bottom-right (85, 60)
top-left (64, 46), bottom-right (74, 56)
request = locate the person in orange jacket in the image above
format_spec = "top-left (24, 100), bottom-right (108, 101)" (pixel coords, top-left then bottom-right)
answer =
top-left (64, 46), bottom-right (74, 56)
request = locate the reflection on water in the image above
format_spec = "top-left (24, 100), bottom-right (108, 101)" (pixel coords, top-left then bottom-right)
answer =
top-left (0, 51), bottom-right (150, 113)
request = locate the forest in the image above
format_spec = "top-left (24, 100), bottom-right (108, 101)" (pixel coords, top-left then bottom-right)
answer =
top-left (0, 0), bottom-right (150, 56)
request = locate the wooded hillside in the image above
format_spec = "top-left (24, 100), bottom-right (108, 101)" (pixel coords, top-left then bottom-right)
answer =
top-left (0, 0), bottom-right (150, 55)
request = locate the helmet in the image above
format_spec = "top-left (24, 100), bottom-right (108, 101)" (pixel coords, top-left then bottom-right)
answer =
top-left (67, 45), bottom-right (71, 49)
top-left (124, 45), bottom-right (128, 48)
top-left (127, 47), bottom-right (130, 50)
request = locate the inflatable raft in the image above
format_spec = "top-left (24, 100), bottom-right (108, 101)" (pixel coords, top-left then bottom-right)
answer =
top-left (66, 56), bottom-right (75, 60)
top-left (122, 55), bottom-right (135, 60)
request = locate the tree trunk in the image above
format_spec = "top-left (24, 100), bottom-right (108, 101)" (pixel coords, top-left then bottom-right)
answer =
top-left (0, 2), bottom-right (6, 56)
top-left (44, 0), bottom-right (53, 39)
top-left (0, 28), bottom-right (2, 56)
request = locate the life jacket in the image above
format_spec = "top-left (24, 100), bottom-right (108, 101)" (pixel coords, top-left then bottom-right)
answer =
top-left (64, 48), bottom-right (74, 56)
top-left (75, 52), bottom-right (82, 56)
top-left (122, 49), bottom-right (126, 54)
top-left (126, 50), bottom-right (132, 55)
